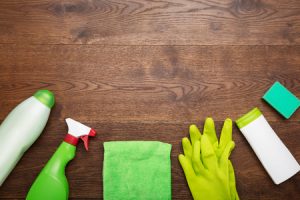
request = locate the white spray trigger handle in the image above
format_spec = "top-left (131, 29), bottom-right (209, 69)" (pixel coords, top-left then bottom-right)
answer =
top-left (66, 118), bottom-right (92, 138)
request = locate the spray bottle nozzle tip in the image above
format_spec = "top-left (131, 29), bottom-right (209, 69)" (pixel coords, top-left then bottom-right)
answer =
top-left (89, 129), bottom-right (96, 137)
top-left (80, 129), bottom-right (96, 151)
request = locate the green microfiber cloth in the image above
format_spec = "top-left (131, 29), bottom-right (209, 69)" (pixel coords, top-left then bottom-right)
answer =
top-left (103, 141), bottom-right (172, 200)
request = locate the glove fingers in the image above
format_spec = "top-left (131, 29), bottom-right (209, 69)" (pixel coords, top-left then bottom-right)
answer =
top-left (219, 118), bottom-right (233, 151)
top-left (221, 141), bottom-right (235, 165)
top-left (189, 124), bottom-right (201, 146)
top-left (192, 140), bottom-right (205, 174)
top-left (201, 134), bottom-right (218, 170)
top-left (182, 137), bottom-right (192, 159)
top-left (203, 118), bottom-right (218, 145)
top-left (178, 154), bottom-right (196, 178)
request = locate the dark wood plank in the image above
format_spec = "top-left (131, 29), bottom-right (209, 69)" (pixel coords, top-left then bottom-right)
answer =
top-left (0, 0), bottom-right (299, 45)
top-left (0, 44), bottom-right (299, 199)
top-left (0, 45), bottom-right (299, 122)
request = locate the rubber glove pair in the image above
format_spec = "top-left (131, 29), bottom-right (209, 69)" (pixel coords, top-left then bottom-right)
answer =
top-left (178, 118), bottom-right (239, 200)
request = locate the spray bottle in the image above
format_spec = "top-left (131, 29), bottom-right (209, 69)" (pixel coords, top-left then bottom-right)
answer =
top-left (0, 90), bottom-right (54, 186)
top-left (26, 118), bottom-right (96, 200)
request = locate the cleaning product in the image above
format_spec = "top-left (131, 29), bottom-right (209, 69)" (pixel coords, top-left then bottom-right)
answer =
top-left (236, 107), bottom-right (300, 184)
top-left (179, 118), bottom-right (238, 200)
top-left (262, 81), bottom-right (300, 119)
top-left (26, 118), bottom-right (96, 200)
top-left (103, 141), bottom-right (172, 200)
top-left (0, 90), bottom-right (55, 186)
top-left (187, 118), bottom-right (239, 200)
top-left (179, 136), bottom-right (234, 200)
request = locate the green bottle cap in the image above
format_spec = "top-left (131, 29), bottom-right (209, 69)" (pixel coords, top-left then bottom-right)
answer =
top-left (34, 90), bottom-right (55, 108)
top-left (236, 107), bottom-right (262, 129)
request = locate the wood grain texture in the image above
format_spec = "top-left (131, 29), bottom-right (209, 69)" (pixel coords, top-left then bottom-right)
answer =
top-left (0, 44), bottom-right (299, 199)
top-left (0, 45), bottom-right (299, 123)
top-left (0, 0), bottom-right (300, 199)
top-left (0, 0), bottom-right (300, 45)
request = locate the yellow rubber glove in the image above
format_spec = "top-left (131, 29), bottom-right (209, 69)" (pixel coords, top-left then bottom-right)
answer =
top-left (179, 118), bottom-right (239, 200)
top-left (190, 118), bottom-right (239, 200)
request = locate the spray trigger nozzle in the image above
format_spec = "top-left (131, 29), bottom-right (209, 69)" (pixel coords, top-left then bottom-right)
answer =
top-left (65, 118), bottom-right (96, 150)
top-left (80, 129), bottom-right (96, 151)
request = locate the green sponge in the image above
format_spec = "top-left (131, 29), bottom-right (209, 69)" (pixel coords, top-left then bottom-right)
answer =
top-left (263, 82), bottom-right (300, 119)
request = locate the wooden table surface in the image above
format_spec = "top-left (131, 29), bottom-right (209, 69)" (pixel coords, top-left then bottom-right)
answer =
top-left (0, 0), bottom-right (299, 199)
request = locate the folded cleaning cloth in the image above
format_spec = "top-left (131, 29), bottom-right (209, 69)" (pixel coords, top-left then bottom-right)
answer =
top-left (103, 141), bottom-right (172, 200)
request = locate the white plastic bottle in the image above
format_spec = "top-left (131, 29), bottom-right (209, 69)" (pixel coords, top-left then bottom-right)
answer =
top-left (0, 90), bottom-right (55, 186)
top-left (236, 107), bottom-right (300, 184)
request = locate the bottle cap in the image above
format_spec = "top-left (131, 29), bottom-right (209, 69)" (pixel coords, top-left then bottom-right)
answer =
top-left (236, 107), bottom-right (262, 129)
top-left (34, 90), bottom-right (55, 108)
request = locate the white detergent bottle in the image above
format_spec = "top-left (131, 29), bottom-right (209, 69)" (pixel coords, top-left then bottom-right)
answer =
top-left (236, 107), bottom-right (300, 184)
top-left (0, 90), bottom-right (55, 186)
